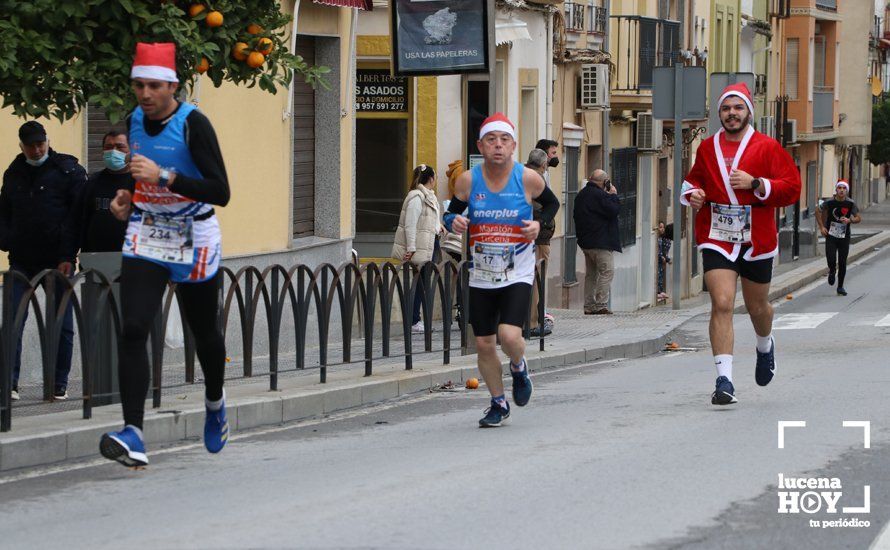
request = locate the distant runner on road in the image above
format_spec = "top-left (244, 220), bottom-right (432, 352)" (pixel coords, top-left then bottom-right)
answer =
top-left (817, 180), bottom-right (860, 296)
top-left (681, 83), bottom-right (801, 406)
top-left (445, 113), bottom-right (559, 427)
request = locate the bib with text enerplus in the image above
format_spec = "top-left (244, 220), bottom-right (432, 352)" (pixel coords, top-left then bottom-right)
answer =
top-left (137, 213), bottom-right (195, 264)
top-left (472, 242), bottom-right (515, 283)
top-left (709, 203), bottom-right (752, 243)
top-left (828, 221), bottom-right (847, 239)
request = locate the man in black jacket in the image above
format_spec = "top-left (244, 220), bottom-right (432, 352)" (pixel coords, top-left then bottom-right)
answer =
top-left (0, 121), bottom-right (87, 400)
top-left (573, 169), bottom-right (621, 314)
top-left (76, 130), bottom-right (134, 253)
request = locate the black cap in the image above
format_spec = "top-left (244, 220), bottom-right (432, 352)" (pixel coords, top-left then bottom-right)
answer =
top-left (19, 121), bottom-right (47, 145)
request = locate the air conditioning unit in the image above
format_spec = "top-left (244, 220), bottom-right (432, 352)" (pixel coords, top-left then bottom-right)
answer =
top-left (580, 63), bottom-right (610, 108)
top-left (636, 112), bottom-right (663, 151)
top-left (759, 115), bottom-right (775, 138)
top-left (784, 118), bottom-right (798, 144)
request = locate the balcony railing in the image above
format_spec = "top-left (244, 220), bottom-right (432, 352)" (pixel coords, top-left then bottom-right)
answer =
top-left (565, 2), bottom-right (585, 32)
top-left (610, 15), bottom-right (681, 93)
top-left (813, 88), bottom-right (834, 129)
top-left (589, 6), bottom-right (607, 34)
top-left (815, 0), bottom-right (836, 12)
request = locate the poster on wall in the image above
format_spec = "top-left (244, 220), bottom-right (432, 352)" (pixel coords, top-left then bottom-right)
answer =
top-left (390, 0), bottom-right (490, 76)
top-left (355, 69), bottom-right (409, 112)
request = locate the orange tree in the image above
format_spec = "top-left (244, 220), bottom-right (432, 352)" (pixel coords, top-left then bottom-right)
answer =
top-left (0, 0), bottom-right (329, 122)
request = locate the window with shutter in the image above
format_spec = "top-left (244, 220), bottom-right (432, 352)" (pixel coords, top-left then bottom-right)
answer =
top-left (786, 38), bottom-right (799, 100)
top-left (293, 37), bottom-right (316, 239)
top-left (611, 147), bottom-right (638, 248)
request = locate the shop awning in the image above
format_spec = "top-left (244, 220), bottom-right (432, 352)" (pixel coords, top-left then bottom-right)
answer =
top-left (496, 18), bottom-right (532, 46)
top-left (312, 0), bottom-right (372, 10)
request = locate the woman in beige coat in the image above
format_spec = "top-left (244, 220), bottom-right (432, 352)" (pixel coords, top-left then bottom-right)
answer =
top-left (391, 164), bottom-right (443, 333)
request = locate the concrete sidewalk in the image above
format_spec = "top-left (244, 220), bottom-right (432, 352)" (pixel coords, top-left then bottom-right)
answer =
top-left (2, 209), bottom-right (889, 472)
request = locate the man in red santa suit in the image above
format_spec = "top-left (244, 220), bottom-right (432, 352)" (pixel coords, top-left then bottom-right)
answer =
top-left (681, 83), bottom-right (801, 406)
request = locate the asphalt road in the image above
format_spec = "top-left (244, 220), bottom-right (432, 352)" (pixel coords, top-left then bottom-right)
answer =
top-left (2, 247), bottom-right (890, 549)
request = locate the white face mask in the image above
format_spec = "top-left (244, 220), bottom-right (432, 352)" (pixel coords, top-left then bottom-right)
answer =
top-left (25, 153), bottom-right (48, 167)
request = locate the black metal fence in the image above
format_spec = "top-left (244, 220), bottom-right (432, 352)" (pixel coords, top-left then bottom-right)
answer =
top-left (0, 258), bottom-right (548, 431)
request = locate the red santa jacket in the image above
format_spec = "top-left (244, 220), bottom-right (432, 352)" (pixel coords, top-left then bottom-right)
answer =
top-left (681, 125), bottom-right (801, 261)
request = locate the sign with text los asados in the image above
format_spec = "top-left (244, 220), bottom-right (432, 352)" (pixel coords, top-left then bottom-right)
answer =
top-left (391, 0), bottom-right (490, 76)
top-left (355, 69), bottom-right (408, 112)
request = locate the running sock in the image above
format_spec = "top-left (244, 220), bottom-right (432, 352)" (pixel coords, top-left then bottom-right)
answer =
top-left (206, 389), bottom-right (225, 412)
top-left (715, 355), bottom-right (733, 382)
top-left (510, 357), bottom-right (527, 374)
top-left (756, 334), bottom-right (773, 353)
top-left (492, 395), bottom-right (508, 409)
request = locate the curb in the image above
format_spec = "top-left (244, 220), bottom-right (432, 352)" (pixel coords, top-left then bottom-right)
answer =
top-left (0, 313), bottom-right (694, 472)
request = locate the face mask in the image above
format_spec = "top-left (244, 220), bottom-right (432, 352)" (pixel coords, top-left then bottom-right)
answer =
top-left (103, 149), bottom-right (128, 171)
top-left (548, 157), bottom-right (560, 168)
top-left (25, 153), bottom-right (48, 167)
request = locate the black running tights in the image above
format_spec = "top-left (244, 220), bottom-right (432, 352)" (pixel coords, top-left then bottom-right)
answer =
top-left (118, 257), bottom-right (226, 429)
top-left (825, 238), bottom-right (850, 288)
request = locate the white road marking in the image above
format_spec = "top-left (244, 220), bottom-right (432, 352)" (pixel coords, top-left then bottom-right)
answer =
top-left (875, 314), bottom-right (890, 327)
top-left (772, 312), bottom-right (838, 330)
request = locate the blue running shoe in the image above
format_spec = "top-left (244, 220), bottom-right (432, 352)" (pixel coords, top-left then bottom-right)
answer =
top-left (511, 361), bottom-right (533, 407)
top-left (100, 426), bottom-right (148, 467)
top-left (204, 401), bottom-right (229, 454)
top-left (479, 400), bottom-right (511, 427)
top-left (711, 376), bottom-right (738, 405)
top-left (755, 336), bottom-right (776, 387)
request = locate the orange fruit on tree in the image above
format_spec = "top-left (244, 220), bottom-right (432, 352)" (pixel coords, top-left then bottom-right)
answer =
top-left (188, 4), bottom-right (206, 17)
top-left (246, 51), bottom-right (265, 68)
top-left (256, 37), bottom-right (273, 55)
top-left (205, 10), bottom-right (224, 27)
top-left (247, 23), bottom-right (263, 35)
top-left (232, 42), bottom-right (250, 61)
top-left (196, 57), bottom-right (209, 73)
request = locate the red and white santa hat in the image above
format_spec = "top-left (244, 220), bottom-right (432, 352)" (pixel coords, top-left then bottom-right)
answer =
top-left (479, 112), bottom-right (516, 140)
top-left (131, 42), bottom-right (178, 82)
top-left (836, 180), bottom-right (850, 191)
top-left (718, 82), bottom-right (754, 115)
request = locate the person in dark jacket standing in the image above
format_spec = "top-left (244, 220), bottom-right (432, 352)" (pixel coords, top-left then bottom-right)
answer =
top-left (0, 121), bottom-right (87, 400)
top-left (76, 130), bottom-right (135, 253)
top-left (574, 169), bottom-right (621, 314)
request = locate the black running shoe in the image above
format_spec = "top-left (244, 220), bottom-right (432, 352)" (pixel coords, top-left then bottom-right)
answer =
top-left (711, 376), bottom-right (738, 405)
top-left (479, 400), bottom-right (511, 427)
top-left (828, 271), bottom-right (836, 286)
top-left (837, 287), bottom-right (847, 296)
top-left (755, 337), bottom-right (776, 387)
top-left (511, 362), bottom-right (533, 407)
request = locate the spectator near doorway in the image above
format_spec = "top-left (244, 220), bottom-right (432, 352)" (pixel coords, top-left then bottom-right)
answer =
top-left (525, 149), bottom-right (557, 336)
top-left (574, 169), bottom-right (621, 315)
top-left (656, 221), bottom-right (672, 302)
top-left (0, 121), bottom-right (87, 401)
top-left (534, 139), bottom-right (559, 186)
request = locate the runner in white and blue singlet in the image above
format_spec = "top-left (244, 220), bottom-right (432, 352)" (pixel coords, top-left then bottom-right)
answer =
top-left (445, 113), bottom-right (560, 427)
top-left (99, 42), bottom-right (231, 468)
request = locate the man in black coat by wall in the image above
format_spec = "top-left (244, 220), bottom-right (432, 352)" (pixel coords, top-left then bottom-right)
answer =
top-left (0, 121), bottom-right (86, 400)
top-left (573, 169), bottom-right (621, 314)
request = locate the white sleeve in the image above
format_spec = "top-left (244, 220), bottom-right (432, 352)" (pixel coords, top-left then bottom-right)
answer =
top-left (404, 195), bottom-right (421, 252)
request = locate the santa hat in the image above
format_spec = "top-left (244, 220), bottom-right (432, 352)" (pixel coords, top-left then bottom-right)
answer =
top-left (836, 180), bottom-right (850, 191)
top-left (131, 42), bottom-right (178, 82)
top-left (479, 113), bottom-right (516, 140)
top-left (718, 83), bottom-right (754, 116)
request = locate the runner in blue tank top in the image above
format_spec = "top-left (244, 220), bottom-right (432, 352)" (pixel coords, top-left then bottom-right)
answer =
top-left (99, 43), bottom-right (231, 467)
top-left (444, 113), bottom-right (560, 427)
